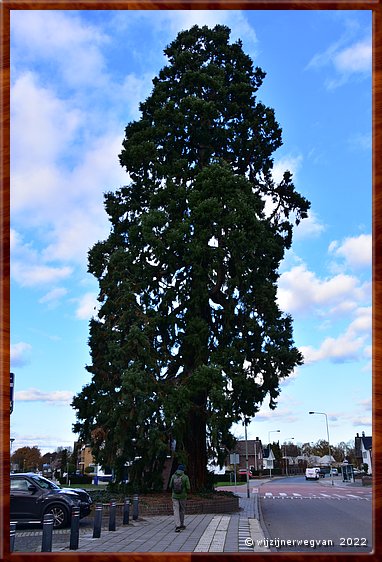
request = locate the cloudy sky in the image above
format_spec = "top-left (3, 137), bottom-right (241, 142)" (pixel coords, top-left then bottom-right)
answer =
top-left (10, 9), bottom-right (372, 456)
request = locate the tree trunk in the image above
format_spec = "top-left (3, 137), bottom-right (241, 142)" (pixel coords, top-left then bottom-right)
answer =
top-left (183, 394), bottom-right (208, 490)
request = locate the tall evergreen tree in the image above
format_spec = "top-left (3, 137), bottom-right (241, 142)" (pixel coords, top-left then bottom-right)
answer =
top-left (72, 25), bottom-right (310, 490)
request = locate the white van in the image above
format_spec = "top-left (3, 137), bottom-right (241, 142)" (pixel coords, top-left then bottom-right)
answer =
top-left (305, 467), bottom-right (320, 480)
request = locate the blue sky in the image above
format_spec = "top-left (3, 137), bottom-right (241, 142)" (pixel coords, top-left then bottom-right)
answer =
top-left (10, 9), bottom-right (372, 457)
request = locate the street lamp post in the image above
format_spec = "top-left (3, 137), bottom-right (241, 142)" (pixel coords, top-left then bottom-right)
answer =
top-left (283, 437), bottom-right (294, 476)
top-left (309, 411), bottom-right (334, 486)
top-left (268, 430), bottom-right (280, 478)
top-left (10, 438), bottom-right (15, 471)
top-left (244, 418), bottom-right (250, 499)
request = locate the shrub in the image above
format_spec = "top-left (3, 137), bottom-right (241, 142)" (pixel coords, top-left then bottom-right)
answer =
top-left (59, 474), bottom-right (93, 486)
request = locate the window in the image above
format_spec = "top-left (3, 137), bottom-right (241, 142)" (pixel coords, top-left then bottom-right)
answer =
top-left (11, 479), bottom-right (29, 491)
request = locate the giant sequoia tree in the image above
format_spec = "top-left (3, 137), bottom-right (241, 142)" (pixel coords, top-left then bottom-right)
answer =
top-left (72, 25), bottom-right (310, 491)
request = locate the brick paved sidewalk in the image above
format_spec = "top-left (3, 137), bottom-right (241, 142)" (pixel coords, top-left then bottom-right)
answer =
top-left (53, 492), bottom-right (270, 553)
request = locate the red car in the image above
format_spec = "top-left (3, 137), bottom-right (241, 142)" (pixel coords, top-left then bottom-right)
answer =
top-left (238, 469), bottom-right (254, 478)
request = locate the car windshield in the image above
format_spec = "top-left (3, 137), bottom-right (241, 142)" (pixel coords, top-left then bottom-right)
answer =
top-left (29, 475), bottom-right (61, 490)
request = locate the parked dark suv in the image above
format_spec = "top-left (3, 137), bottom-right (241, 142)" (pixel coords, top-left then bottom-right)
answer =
top-left (10, 473), bottom-right (92, 528)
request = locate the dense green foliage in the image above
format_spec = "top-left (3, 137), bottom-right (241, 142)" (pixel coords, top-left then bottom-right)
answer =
top-left (72, 25), bottom-right (310, 490)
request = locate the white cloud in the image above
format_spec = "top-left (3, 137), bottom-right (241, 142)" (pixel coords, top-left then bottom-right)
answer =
top-left (13, 262), bottom-right (72, 288)
top-left (357, 398), bottom-right (372, 411)
top-left (272, 154), bottom-right (303, 184)
top-left (300, 307), bottom-right (371, 365)
top-left (329, 234), bottom-right (372, 270)
top-left (11, 72), bottom-right (82, 222)
top-left (11, 76), bottom-right (127, 268)
top-left (351, 416), bottom-right (372, 427)
top-left (39, 287), bottom-right (68, 306)
top-left (74, 292), bottom-right (99, 320)
top-left (249, 405), bottom-right (299, 426)
top-left (333, 37), bottom-right (371, 74)
top-left (294, 211), bottom-right (325, 240)
top-left (14, 388), bottom-right (74, 404)
top-left (300, 332), bottom-right (367, 365)
top-left (10, 433), bottom-right (75, 455)
top-left (277, 264), bottom-right (369, 317)
top-left (307, 32), bottom-right (371, 89)
top-left (126, 10), bottom-right (258, 52)
top-left (11, 229), bottom-right (73, 287)
top-left (11, 342), bottom-right (32, 367)
top-left (11, 11), bottom-right (108, 89)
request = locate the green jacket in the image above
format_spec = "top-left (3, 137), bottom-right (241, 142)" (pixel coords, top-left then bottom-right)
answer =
top-left (169, 469), bottom-right (191, 500)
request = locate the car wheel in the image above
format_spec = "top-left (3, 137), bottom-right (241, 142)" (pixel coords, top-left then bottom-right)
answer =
top-left (43, 504), bottom-right (69, 529)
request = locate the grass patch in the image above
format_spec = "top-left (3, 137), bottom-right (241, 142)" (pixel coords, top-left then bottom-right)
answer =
top-left (215, 481), bottom-right (244, 487)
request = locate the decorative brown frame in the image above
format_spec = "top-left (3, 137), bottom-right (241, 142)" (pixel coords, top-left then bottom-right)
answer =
top-left (1, 1), bottom-right (380, 561)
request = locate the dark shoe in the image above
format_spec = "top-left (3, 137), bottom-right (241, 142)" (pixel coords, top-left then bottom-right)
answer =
top-left (175, 527), bottom-right (181, 532)
top-left (180, 525), bottom-right (186, 530)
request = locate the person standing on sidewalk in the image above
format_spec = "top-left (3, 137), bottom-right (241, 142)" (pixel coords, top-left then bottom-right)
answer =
top-left (169, 464), bottom-right (190, 532)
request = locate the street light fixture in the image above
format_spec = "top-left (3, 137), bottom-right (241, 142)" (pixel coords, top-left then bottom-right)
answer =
top-left (268, 430), bottom-right (280, 478)
top-left (283, 437), bottom-right (294, 476)
top-left (309, 411), bottom-right (334, 486)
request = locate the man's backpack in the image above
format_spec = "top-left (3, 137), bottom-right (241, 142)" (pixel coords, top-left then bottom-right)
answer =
top-left (173, 474), bottom-right (183, 494)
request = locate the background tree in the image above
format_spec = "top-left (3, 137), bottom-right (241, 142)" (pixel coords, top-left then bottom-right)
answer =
top-left (72, 24), bottom-right (310, 490)
top-left (282, 441), bottom-right (299, 458)
top-left (310, 439), bottom-right (331, 458)
top-left (55, 447), bottom-right (72, 476)
top-left (11, 446), bottom-right (41, 472)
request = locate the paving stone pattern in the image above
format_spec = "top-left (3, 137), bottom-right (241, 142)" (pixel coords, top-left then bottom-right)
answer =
top-left (53, 492), bottom-right (269, 553)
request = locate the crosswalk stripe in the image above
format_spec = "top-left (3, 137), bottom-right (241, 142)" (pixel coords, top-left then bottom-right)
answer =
top-left (261, 491), bottom-right (371, 501)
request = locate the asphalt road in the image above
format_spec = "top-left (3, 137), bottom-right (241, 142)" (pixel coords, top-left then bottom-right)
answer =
top-left (258, 476), bottom-right (373, 553)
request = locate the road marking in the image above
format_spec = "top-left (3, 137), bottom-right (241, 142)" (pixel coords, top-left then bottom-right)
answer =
top-left (261, 490), bottom-right (371, 501)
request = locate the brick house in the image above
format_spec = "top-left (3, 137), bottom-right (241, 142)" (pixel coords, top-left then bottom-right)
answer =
top-left (232, 437), bottom-right (264, 471)
top-left (355, 432), bottom-right (372, 473)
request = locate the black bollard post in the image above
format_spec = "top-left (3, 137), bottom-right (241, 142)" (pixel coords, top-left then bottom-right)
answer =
top-left (93, 503), bottom-right (103, 538)
top-left (123, 499), bottom-right (130, 525)
top-left (69, 506), bottom-right (80, 550)
top-left (10, 522), bottom-right (16, 553)
top-left (41, 513), bottom-right (54, 552)
top-left (132, 494), bottom-right (139, 521)
top-left (109, 500), bottom-right (117, 531)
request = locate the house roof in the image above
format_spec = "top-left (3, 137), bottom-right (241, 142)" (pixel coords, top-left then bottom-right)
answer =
top-left (263, 446), bottom-right (275, 460)
top-left (234, 440), bottom-right (263, 455)
top-left (361, 436), bottom-right (372, 450)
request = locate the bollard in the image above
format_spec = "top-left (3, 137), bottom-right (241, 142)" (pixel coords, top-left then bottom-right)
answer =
top-left (132, 494), bottom-right (139, 521)
top-left (109, 500), bottom-right (117, 531)
top-left (93, 503), bottom-right (103, 538)
top-left (10, 522), bottom-right (16, 553)
top-left (41, 513), bottom-right (54, 552)
top-left (69, 506), bottom-right (80, 550)
top-left (123, 499), bottom-right (130, 525)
